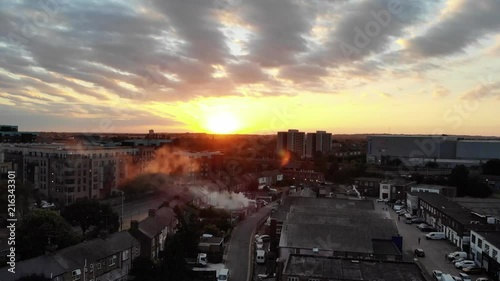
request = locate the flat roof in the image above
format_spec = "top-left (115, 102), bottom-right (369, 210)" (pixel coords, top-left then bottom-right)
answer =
top-left (284, 255), bottom-right (426, 281)
top-left (473, 231), bottom-right (500, 250)
top-left (452, 197), bottom-right (500, 219)
top-left (412, 192), bottom-right (493, 229)
top-left (279, 218), bottom-right (398, 253)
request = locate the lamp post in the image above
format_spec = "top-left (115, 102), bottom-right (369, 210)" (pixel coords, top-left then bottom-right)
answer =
top-left (115, 190), bottom-right (125, 230)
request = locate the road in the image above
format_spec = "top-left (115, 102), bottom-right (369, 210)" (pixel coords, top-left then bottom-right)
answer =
top-left (111, 196), bottom-right (166, 229)
top-left (226, 204), bottom-right (273, 281)
top-left (374, 200), bottom-right (489, 279)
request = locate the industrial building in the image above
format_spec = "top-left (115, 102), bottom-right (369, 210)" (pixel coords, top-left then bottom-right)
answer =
top-left (367, 135), bottom-right (500, 166)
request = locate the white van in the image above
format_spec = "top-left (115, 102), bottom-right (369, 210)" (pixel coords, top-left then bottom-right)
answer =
top-left (426, 232), bottom-right (446, 240)
top-left (218, 268), bottom-right (229, 281)
top-left (448, 251), bottom-right (467, 261)
top-left (256, 250), bottom-right (266, 264)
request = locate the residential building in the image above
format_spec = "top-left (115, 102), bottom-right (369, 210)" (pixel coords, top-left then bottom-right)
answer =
top-left (173, 151), bottom-right (224, 182)
top-left (0, 160), bottom-right (12, 180)
top-left (256, 170), bottom-right (283, 188)
top-left (0, 230), bottom-right (140, 281)
top-left (128, 207), bottom-right (177, 260)
top-left (280, 254), bottom-right (427, 281)
top-left (0, 125), bottom-right (38, 143)
top-left (379, 179), bottom-right (416, 201)
top-left (1, 145), bottom-right (139, 205)
top-left (367, 135), bottom-right (500, 165)
top-left (277, 130), bottom-right (306, 158)
top-left (353, 177), bottom-right (383, 197)
top-left (470, 231), bottom-right (500, 281)
top-left (305, 131), bottom-right (332, 158)
top-left (410, 184), bottom-right (457, 197)
top-left (407, 192), bottom-right (496, 249)
top-left (281, 167), bottom-right (324, 183)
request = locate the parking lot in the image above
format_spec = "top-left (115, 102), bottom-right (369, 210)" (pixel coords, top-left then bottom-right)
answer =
top-left (374, 200), bottom-right (490, 280)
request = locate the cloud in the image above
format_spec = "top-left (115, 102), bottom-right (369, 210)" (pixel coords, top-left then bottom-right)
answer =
top-left (404, 0), bottom-right (500, 58)
top-left (307, 0), bottom-right (425, 66)
top-left (279, 64), bottom-right (328, 83)
top-left (241, 0), bottom-right (313, 67)
top-left (432, 85), bottom-right (451, 98)
top-left (461, 81), bottom-right (500, 101)
top-left (226, 62), bottom-right (269, 84)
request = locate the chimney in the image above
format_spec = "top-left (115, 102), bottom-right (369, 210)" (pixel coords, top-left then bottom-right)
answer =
top-left (130, 220), bottom-right (139, 230)
top-left (148, 209), bottom-right (156, 217)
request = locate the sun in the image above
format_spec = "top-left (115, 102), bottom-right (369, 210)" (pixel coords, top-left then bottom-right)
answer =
top-left (205, 111), bottom-right (240, 134)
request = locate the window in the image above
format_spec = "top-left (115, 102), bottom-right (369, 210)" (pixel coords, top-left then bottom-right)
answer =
top-left (97, 263), bottom-right (101, 270)
top-left (485, 244), bottom-right (490, 253)
top-left (109, 255), bottom-right (117, 266)
top-left (287, 278), bottom-right (299, 281)
top-left (478, 238), bottom-right (483, 248)
top-left (492, 249), bottom-right (498, 259)
top-left (471, 234), bottom-right (476, 244)
top-left (122, 250), bottom-right (130, 261)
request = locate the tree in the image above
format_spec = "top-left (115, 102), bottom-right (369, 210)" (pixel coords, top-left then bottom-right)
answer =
top-left (449, 165), bottom-right (469, 196)
top-left (425, 161), bottom-right (439, 169)
top-left (61, 199), bottom-right (119, 235)
top-left (0, 181), bottom-right (34, 220)
top-left (246, 179), bottom-right (259, 192)
top-left (17, 209), bottom-right (81, 260)
top-left (16, 274), bottom-right (51, 281)
top-left (160, 234), bottom-right (190, 281)
top-left (129, 256), bottom-right (159, 281)
top-left (482, 159), bottom-right (500, 176)
top-left (465, 177), bottom-right (492, 198)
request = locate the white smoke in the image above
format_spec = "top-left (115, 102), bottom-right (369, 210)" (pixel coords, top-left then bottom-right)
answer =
top-left (189, 186), bottom-right (251, 210)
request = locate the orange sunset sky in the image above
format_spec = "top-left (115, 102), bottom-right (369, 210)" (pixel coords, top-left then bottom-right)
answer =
top-left (1, 0), bottom-right (500, 135)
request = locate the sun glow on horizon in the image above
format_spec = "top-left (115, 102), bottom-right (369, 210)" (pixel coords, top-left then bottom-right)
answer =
top-left (205, 111), bottom-right (240, 134)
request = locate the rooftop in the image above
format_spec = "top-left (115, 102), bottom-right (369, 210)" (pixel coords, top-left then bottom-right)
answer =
top-left (412, 192), bottom-right (494, 229)
top-left (272, 196), bottom-right (375, 221)
top-left (452, 197), bottom-right (500, 219)
top-left (411, 184), bottom-right (453, 191)
top-left (279, 219), bottom-right (398, 253)
top-left (473, 231), bottom-right (500, 249)
top-left (284, 255), bottom-right (426, 281)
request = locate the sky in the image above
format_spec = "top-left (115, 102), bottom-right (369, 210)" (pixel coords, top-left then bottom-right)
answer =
top-left (1, 0), bottom-right (500, 135)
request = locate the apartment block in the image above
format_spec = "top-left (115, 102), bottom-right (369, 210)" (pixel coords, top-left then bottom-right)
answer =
top-left (277, 130), bottom-right (306, 158)
top-left (305, 131), bottom-right (332, 158)
top-left (1, 145), bottom-right (141, 205)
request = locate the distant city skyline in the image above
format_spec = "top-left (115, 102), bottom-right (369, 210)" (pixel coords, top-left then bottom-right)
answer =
top-left (1, 1), bottom-right (500, 135)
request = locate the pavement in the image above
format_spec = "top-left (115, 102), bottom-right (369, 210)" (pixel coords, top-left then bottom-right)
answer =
top-left (374, 200), bottom-right (489, 280)
top-left (225, 204), bottom-right (273, 281)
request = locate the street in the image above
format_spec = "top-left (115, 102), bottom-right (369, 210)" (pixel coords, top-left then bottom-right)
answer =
top-left (226, 204), bottom-right (273, 281)
top-left (374, 200), bottom-right (489, 279)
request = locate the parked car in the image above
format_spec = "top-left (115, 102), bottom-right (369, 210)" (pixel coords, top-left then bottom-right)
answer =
top-left (475, 278), bottom-right (490, 281)
top-left (462, 267), bottom-right (484, 274)
top-left (411, 217), bottom-right (426, 224)
top-left (452, 276), bottom-right (463, 281)
top-left (455, 260), bottom-right (475, 269)
top-left (458, 273), bottom-right (471, 281)
top-left (426, 232), bottom-right (446, 240)
top-left (448, 251), bottom-right (468, 261)
top-left (376, 199), bottom-right (385, 202)
top-left (414, 248), bottom-right (425, 257)
top-left (258, 235), bottom-right (270, 242)
top-left (432, 270), bottom-right (443, 281)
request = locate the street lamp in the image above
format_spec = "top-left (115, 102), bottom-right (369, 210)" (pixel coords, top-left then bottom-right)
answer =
top-left (115, 190), bottom-right (125, 231)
